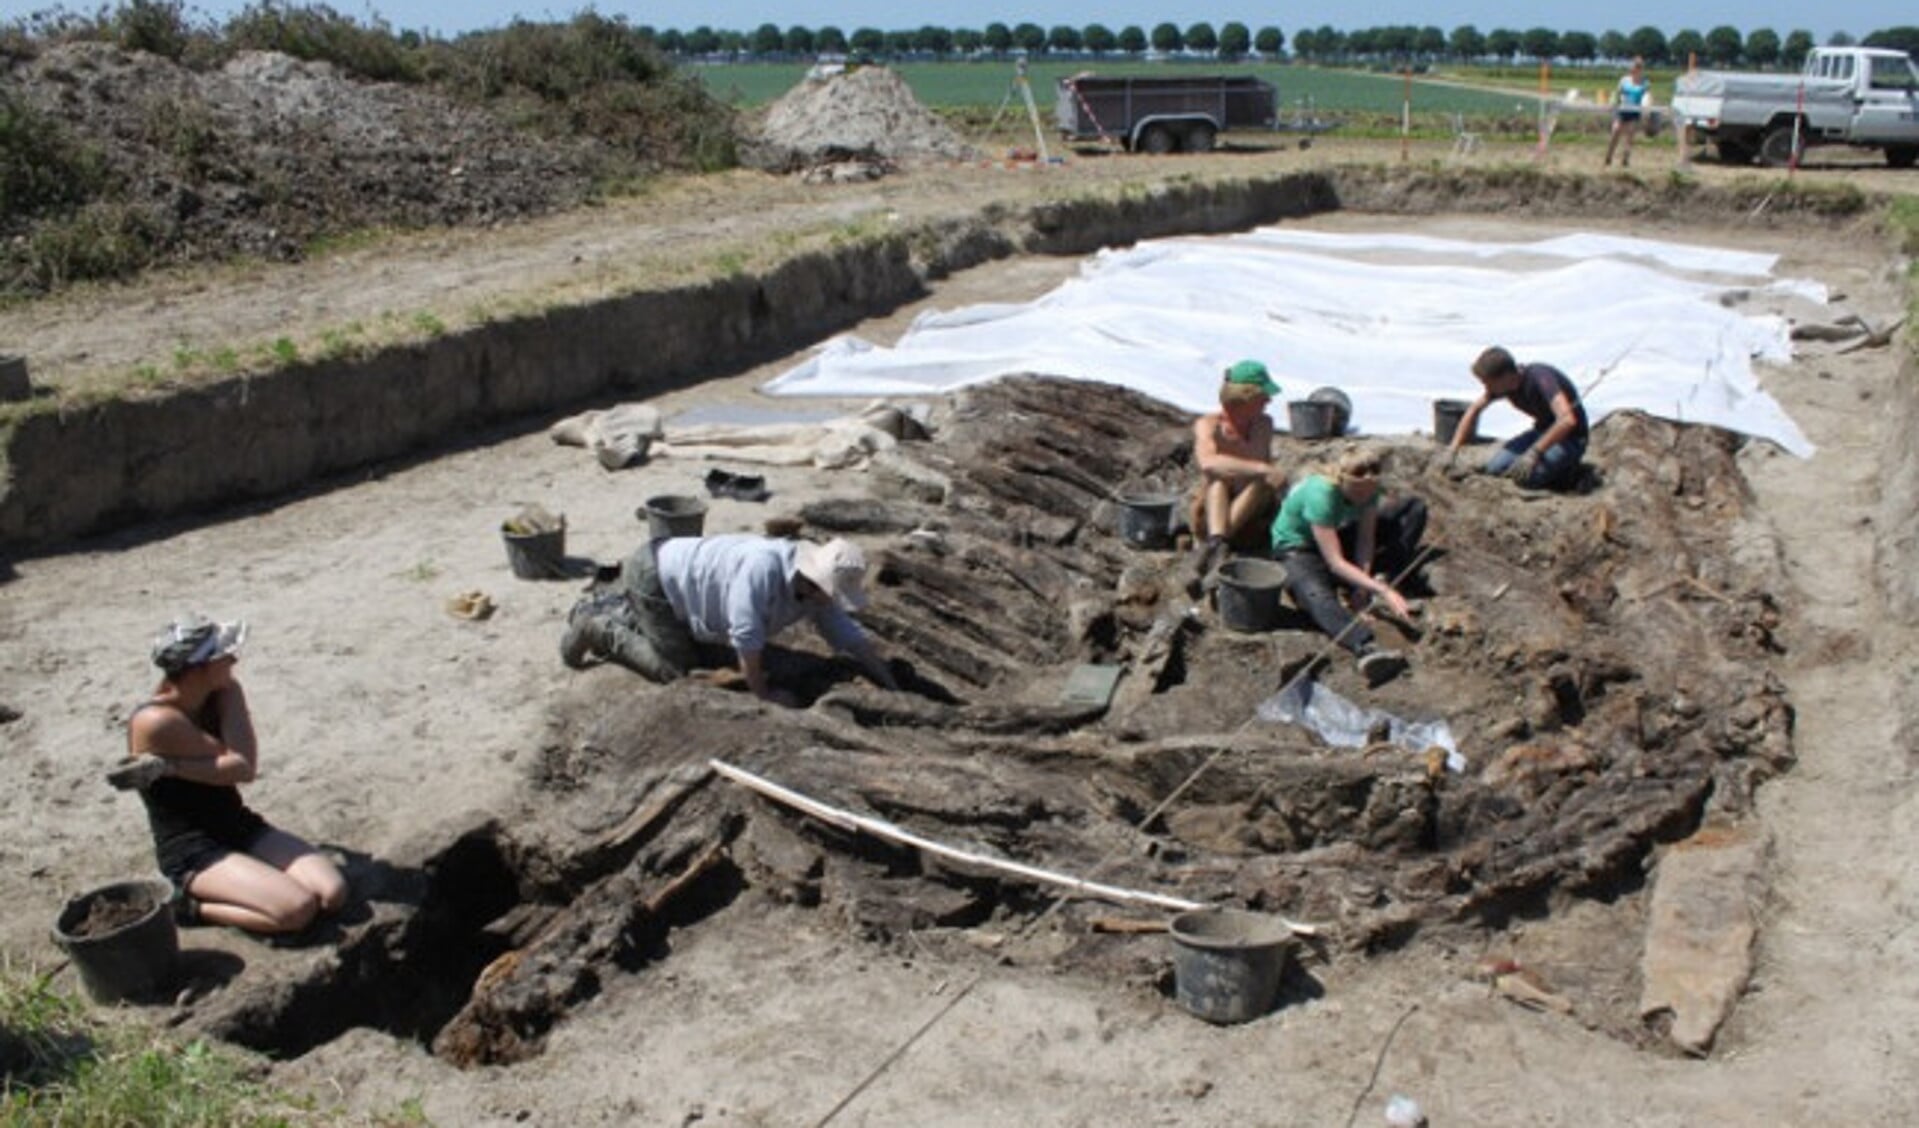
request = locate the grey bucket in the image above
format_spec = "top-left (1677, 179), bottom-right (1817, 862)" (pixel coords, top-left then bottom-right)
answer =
top-left (1433, 398), bottom-right (1474, 445)
top-left (1168, 908), bottom-right (1293, 1024)
top-left (640, 495), bottom-right (708, 539)
top-left (1115, 493), bottom-right (1177, 550)
top-left (1287, 399), bottom-right (1338, 439)
top-left (1307, 387), bottom-right (1352, 436)
top-left (52, 879), bottom-right (179, 1005)
top-left (1215, 558), bottom-right (1288, 633)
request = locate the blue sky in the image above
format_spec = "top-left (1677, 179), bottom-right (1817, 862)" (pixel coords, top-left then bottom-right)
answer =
top-left (15, 1), bottom-right (1903, 43)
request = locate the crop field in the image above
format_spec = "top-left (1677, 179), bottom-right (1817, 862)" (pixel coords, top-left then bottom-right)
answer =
top-left (689, 60), bottom-right (1548, 116)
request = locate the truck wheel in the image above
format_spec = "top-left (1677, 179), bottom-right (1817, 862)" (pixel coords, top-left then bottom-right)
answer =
top-left (1759, 124), bottom-right (1804, 168)
top-left (1716, 140), bottom-right (1757, 165)
top-left (1182, 124), bottom-right (1217, 153)
top-left (1139, 125), bottom-right (1176, 155)
top-left (1888, 146), bottom-right (1919, 169)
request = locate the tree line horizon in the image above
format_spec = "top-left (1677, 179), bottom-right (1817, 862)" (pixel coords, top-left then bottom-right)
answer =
top-left (633, 21), bottom-right (1919, 69)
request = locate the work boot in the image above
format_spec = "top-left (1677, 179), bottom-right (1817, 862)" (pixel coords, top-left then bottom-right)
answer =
top-left (559, 608), bottom-right (609, 669)
top-left (105, 757), bottom-right (168, 792)
top-left (1357, 647), bottom-right (1409, 688)
top-left (1183, 536), bottom-right (1227, 599)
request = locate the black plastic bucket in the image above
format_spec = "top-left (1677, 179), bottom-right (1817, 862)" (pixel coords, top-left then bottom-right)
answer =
top-left (640, 495), bottom-right (708, 540)
top-left (1433, 399), bottom-right (1474, 445)
top-left (502, 526), bottom-right (566, 579)
top-left (1168, 908), bottom-right (1293, 1024)
top-left (1115, 493), bottom-right (1177, 550)
top-left (52, 879), bottom-right (179, 1005)
top-left (1307, 387), bottom-right (1351, 436)
top-left (1215, 558), bottom-right (1288, 632)
top-left (1287, 399), bottom-right (1338, 439)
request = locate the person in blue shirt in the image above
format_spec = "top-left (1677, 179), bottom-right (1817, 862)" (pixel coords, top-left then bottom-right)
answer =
top-left (1269, 449), bottom-right (1426, 686)
top-left (1605, 57), bottom-right (1649, 168)
top-left (1447, 345), bottom-right (1590, 491)
top-left (561, 534), bottom-right (897, 705)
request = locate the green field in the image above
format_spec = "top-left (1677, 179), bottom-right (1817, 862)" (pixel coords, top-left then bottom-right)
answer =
top-left (689, 60), bottom-right (1545, 117)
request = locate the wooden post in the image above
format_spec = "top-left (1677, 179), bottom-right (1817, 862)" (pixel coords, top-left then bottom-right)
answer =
top-left (1534, 59), bottom-right (1552, 158)
top-left (1401, 66), bottom-right (1411, 162)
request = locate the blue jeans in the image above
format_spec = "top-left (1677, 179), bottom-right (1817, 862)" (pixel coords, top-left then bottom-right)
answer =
top-left (1484, 428), bottom-right (1585, 491)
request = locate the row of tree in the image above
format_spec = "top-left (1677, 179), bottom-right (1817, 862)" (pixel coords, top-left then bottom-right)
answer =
top-left (635, 22), bottom-right (1919, 69)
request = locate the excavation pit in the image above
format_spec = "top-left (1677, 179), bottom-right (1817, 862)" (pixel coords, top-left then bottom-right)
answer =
top-left (190, 374), bottom-right (1797, 1069)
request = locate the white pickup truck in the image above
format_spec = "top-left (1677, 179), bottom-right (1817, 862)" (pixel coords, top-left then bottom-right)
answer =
top-left (1673, 46), bottom-right (1919, 168)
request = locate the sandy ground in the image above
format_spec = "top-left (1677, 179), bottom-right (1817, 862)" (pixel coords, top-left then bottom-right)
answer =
top-left (3, 152), bottom-right (1918, 1125)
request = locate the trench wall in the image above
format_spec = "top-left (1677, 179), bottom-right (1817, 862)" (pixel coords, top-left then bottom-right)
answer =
top-left (0, 173), bottom-right (1339, 551)
top-left (1876, 347), bottom-right (1919, 623)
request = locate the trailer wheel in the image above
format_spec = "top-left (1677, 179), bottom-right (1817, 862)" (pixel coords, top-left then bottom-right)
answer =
top-left (1888, 146), bottom-right (1919, 169)
top-left (1139, 125), bottom-right (1176, 155)
top-left (1759, 123), bottom-right (1804, 168)
top-left (1182, 123), bottom-right (1217, 153)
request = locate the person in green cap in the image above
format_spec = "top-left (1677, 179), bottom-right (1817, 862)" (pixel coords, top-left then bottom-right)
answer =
top-left (1185, 359), bottom-right (1290, 592)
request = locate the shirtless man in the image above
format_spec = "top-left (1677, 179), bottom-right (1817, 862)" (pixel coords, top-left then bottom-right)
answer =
top-left (1187, 359), bottom-right (1289, 587)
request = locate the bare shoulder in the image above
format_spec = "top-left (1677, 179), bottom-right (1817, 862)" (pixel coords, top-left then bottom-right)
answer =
top-left (128, 702), bottom-right (200, 756)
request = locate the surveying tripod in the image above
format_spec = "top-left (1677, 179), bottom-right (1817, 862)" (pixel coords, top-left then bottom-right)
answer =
top-left (982, 56), bottom-right (1052, 161)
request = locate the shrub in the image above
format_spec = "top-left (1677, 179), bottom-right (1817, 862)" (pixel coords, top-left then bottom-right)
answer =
top-left (7, 200), bottom-right (167, 292)
top-left (223, 0), bottom-right (418, 82)
top-left (107, 0), bottom-right (195, 59)
top-left (0, 91), bottom-right (108, 220)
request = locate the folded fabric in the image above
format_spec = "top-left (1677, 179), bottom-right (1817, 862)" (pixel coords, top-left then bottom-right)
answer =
top-left (550, 404), bottom-right (665, 470)
top-left (655, 400), bottom-right (930, 469)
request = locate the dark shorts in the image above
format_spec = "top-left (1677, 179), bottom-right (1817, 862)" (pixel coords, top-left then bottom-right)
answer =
top-left (155, 808), bottom-right (271, 892)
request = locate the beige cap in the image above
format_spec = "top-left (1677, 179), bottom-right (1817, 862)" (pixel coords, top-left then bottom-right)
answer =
top-left (794, 538), bottom-right (870, 611)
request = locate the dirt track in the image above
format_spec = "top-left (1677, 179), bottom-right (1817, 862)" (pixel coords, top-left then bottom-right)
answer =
top-left (2, 139), bottom-right (1917, 1126)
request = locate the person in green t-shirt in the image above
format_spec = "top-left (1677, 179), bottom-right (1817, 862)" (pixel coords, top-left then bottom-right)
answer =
top-left (1269, 448), bottom-right (1426, 685)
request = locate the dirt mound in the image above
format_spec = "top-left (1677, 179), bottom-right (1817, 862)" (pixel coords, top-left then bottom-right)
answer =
top-left (4, 42), bottom-right (603, 273)
top-left (752, 65), bottom-right (973, 169)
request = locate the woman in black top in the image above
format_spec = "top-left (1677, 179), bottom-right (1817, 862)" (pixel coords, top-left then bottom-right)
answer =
top-left (111, 615), bottom-right (347, 934)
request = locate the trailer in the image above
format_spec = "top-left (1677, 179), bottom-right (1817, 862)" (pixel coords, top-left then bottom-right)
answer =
top-left (1056, 74), bottom-right (1279, 154)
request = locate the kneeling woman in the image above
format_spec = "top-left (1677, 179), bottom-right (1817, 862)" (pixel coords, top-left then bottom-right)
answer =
top-left (1269, 450), bottom-right (1426, 684)
top-left (116, 616), bottom-right (347, 934)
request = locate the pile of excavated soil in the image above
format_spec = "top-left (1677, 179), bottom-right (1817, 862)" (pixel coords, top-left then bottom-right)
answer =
top-left (3, 42), bottom-right (602, 276)
top-left (752, 65), bottom-right (974, 168)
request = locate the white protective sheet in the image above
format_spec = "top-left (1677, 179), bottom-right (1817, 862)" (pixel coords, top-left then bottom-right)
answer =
top-left (762, 228), bottom-right (1818, 457)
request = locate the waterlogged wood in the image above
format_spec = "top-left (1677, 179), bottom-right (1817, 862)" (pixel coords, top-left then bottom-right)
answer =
top-left (812, 685), bottom-right (1110, 734)
top-left (565, 764), bottom-right (715, 886)
top-left (433, 817), bottom-right (737, 1069)
top-left (711, 758), bottom-right (1208, 915)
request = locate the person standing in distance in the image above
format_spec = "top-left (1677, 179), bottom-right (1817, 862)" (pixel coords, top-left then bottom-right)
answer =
top-left (1605, 57), bottom-right (1649, 168)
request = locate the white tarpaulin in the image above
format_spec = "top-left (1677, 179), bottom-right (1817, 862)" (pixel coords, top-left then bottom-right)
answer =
top-left (762, 228), bottom-right (1818, 457)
